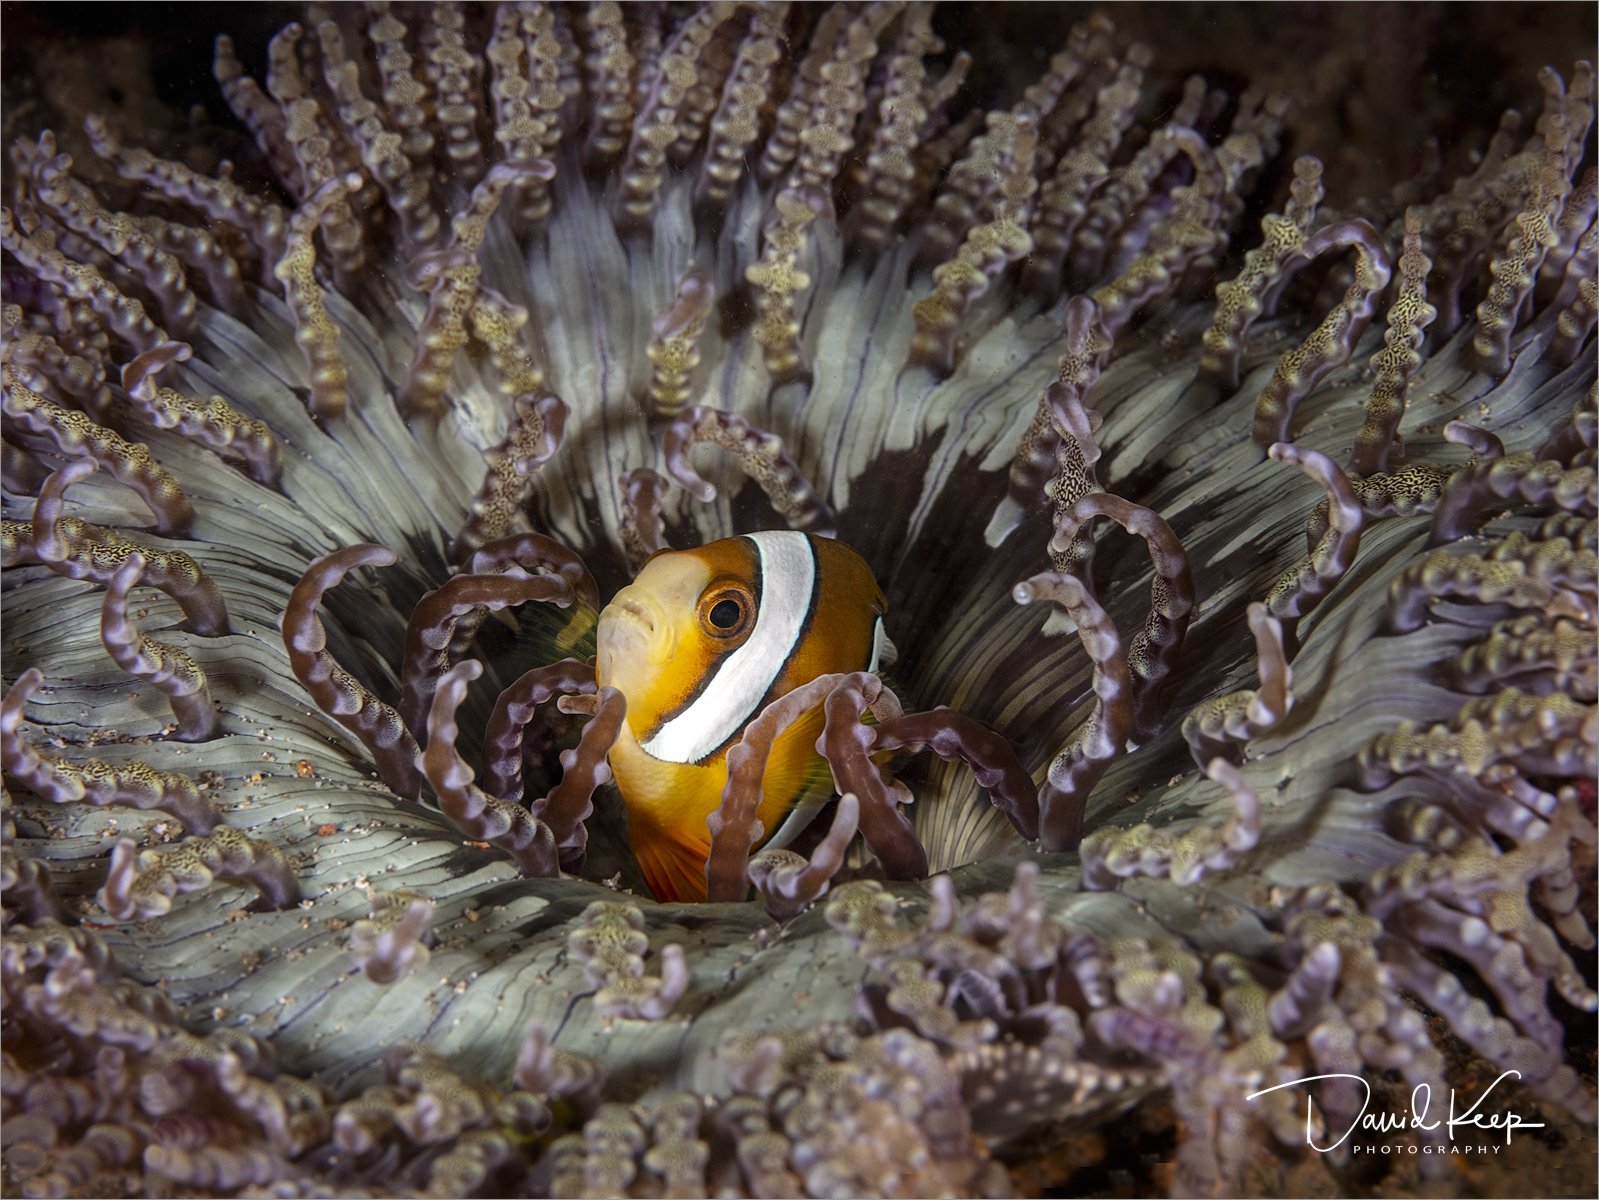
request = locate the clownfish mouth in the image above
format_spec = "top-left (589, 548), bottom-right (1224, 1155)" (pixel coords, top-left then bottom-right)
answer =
top-left (609, 596), bottom-right (657, 634)
top-left (596, 591), bottom-right (669, 681)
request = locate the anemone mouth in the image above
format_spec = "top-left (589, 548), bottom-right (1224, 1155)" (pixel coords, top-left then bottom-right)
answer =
top-left (2, 3), bottom-right (1597, 1198)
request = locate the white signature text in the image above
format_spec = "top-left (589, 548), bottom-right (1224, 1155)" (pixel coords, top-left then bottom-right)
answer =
top-left (1246, 1071), bottom-right (1543, 1152)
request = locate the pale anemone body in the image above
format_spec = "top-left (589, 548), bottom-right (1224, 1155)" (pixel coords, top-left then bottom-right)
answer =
top-left (2, 4), bottom-right (1597, 1197)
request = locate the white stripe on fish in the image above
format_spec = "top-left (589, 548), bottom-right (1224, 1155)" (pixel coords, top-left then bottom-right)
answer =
top-left (641, 530), bottom-right (816, 764)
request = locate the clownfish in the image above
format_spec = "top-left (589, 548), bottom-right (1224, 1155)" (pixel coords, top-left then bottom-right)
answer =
top-left (595, 531), bottom-right (890, 902)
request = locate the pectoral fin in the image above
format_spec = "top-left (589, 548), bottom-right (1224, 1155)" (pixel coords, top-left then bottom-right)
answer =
top-left (632, 822), bottom-right (712, 903)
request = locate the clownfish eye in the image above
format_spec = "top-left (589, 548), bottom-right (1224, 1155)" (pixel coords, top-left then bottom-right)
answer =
top-left (698, 584), bottom-right (754, 639)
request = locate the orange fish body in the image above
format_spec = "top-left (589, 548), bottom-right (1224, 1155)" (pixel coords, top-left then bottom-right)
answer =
top-left (595, 532), bottom-right (888, 902)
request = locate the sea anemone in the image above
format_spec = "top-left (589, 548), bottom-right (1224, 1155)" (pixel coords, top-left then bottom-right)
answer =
top-left (2, 3), bottom-right (1596, 1197)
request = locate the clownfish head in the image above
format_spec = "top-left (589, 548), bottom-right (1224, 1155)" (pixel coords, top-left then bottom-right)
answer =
top-left (595, 531), bottom-right (889, 766)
